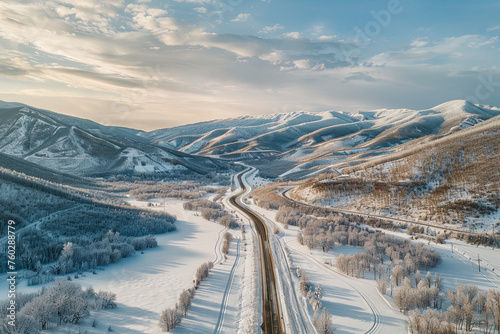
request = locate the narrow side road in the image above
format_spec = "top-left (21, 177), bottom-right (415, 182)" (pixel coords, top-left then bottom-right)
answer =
top-left (282, 188), bottom-right (483, 236)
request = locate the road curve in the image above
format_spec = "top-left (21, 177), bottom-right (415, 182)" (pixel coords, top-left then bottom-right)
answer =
top-left (230, 170), bottom-right (284, 334)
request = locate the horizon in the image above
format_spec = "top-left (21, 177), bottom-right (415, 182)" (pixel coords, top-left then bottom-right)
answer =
top-left (0, 0), bottom-right (499, 130)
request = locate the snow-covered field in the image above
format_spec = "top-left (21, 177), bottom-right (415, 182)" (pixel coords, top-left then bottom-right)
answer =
top-left (248, 201), bottom-right (408, 334)
top-left (3, 167), bottom-right (498, 334)
top-left (243, 167), bottom-right (500, 334)
top-left (367, 227), bottom-right (500, 294)
top-left (0, 197), bottom-right (244, 334)
top-left (242, 167), bottom-right (407, 333)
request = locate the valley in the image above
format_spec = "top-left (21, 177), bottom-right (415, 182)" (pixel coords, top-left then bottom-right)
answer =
top-left (0, 100), bottom-right (499, 334)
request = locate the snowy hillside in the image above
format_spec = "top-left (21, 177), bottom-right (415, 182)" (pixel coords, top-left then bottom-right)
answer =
top-left (143, 110), bottom-right (360, 157)
top-left (1, 99), bottom-right (498, 179)
top-left (138, 100), bottom-right (500, 179)
top-left (289, 115), bottom-right (500, 230)
top-left (0, 103), bottom-right (231, 176)
top-left (265, 100), bottom-right (500, 179)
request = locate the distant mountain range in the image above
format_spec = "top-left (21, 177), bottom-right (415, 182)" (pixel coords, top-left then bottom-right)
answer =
top-left (0, 100), bottom-right (499, 179)
top-left (143, 100), bottom-right (500, 178)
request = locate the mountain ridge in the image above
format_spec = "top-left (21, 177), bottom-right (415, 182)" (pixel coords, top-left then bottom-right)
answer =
top-left (0, 102), bottom-right (230, 177)
top-left (0, 99), bottom-right (499, 179)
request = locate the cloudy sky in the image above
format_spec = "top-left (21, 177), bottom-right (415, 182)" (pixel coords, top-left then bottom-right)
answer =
top-left (0, 0), bottom-right (499, 130)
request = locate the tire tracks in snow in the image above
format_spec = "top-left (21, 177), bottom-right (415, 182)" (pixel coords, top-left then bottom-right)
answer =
top-left (213, 237), bottom-right (241, 334)
top-left (213, 225), bottom-right (227, 265)
top-left (292, 248), bottom-right (382, 334)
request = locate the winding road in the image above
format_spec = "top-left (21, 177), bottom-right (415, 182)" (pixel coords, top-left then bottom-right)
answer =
top-left (230, 170), bottom-right (284, 334)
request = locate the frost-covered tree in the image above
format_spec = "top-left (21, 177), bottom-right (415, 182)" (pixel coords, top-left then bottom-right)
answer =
top-left (377, 278), bottom-right (387, 295)
top-left (315, 308), bottom-right (334, 334)
top-left (299, 271), bottom-right (311, 296)
top-left (415, 270), bottom-right (422, 286)
top-left (178, 289), bottom-right (194, 316)
top-left (394, 277), bottom-right (414, 314)
top-left (95, 291), bottom-right (117, 310)
top-left (486, 290), bottom-right (500, 333)
top-left (392, 265), bottom-right (404, 286)
top-left (194, 262), bottom-right (213, 288)
top-left (297, 232), bottom-right (304, 245)
top-left (159, 307), bottom-right (179, 332)
top-left (2, 312), bottom-right (41, 334)
top-left (426, 271), bottom-right (432, 288)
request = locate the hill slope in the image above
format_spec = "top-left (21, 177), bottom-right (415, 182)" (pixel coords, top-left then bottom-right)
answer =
top-left (1, 100), bottom-right (498, 179)
top-left (255, 100), bottom-right (500, 178)
top-left (289, 115), bottom-right (500, 230)
top-left (0, 103), bottom-right (230, 176)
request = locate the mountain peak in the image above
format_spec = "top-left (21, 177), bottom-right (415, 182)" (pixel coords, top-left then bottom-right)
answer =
top-left (432, 99), bottom-right (477, 113)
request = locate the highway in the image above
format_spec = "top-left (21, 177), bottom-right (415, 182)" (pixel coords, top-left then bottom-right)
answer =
top-left (230, 170), bottom-right (284, 334)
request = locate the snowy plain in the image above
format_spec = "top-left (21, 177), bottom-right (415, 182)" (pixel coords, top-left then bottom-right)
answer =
top-left (0, 197), bottom-right (243, 334)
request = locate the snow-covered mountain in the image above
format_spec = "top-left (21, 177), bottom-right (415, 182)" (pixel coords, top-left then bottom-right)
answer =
top-left (1, 99), bottom-right (498, 178)
top-left (0, 103), bottom-right (230, 176)
top-left (143, 100), bottom-right (500, 178)
top-left (143, 110), bottom-right (360, 158)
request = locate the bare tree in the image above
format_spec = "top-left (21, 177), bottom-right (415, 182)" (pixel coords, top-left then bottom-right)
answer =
top-left (299, 271), bottom-right (311, 296)
top-left (394, 277), bottom-right (414, 314)
top-left (297, 232), bottom-right (304, 245)
top-left (426, 271), bottom-right (432, 288)
top-left (415, 270), bottom-right (421, 286)
top-left (178, 289), bottom-right (194, 316)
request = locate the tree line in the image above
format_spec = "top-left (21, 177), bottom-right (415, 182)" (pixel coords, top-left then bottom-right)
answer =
top-left (159, 262), bottom-right (214, 332)
top-left (184, 199), bottom-right (238, 228)
top-left (296, 268), bottom-right (333, 334)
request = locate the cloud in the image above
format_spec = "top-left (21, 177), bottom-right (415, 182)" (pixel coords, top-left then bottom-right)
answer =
top-left (0, 55), bottom-right (32, 77)
top-left (410, 38), bottom-right (428, 48)
top-left (468, 36), bottom-right (498, 48)
top-left (259, 24), bottom-right (284, 34)
top-left (1, 1), bottom-right (499, 129)
top-left (370, 35), bottom-right (499, 67)
top-left (194, 7), bottom-right (207, 14)
top-left (282, 32), bottom-right (302, 39)
top-left (344, 72), bottom-right (376, 82)
top-left (293, 59), bottom-right (310, 70)
top-left (231, 13), bottom-right (251, 22)
top-left (172, 0), bottom-right (211, 3)
top-left (487, 25), bottom-right (500, 31)
top-left (318, 35), bottom-right (335, 42)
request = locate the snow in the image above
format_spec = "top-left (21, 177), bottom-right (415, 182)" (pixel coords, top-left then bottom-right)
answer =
top-left (241, 167), bottom-right (500, 333)
top-left (245, 168), bottom-right (271, 188)
top-left (227, 169), bottom-right (261, 334)
top-left (118, 148), bottom-right (185, 173)
top-left (1, 165), bottom-right (498, 334)
top-left (235, 166), bottom-right (405, 333)
top-left (173, 236), bottom-right (242, 334)
top-left (0, 198), bottom-right (236, 334)
top-left (247, 201), bottom-right (408, 333)
top-left (356, 226), bottom-right (500, 305)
